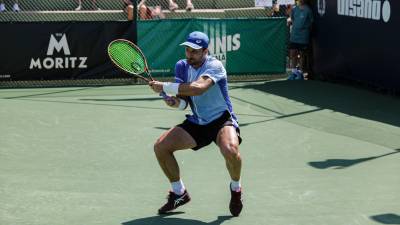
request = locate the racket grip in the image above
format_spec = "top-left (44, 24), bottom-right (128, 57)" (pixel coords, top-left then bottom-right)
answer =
top-left (159, 91), bottom-right (176, 105)
top-left (159, 91), bottom-right (168, 98)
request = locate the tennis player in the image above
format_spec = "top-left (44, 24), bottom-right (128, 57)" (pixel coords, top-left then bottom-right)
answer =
top-left (149, 31), bottom-right (243, 216)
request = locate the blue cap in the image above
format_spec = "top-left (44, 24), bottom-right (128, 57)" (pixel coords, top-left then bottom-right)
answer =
top-left (180, 31), bottom-right (209, 49)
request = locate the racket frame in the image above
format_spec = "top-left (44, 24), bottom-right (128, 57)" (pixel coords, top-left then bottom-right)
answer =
top-left (107, 39), bottom-right (155, 83)
top-left (107, 39), bottom-right (169, 99)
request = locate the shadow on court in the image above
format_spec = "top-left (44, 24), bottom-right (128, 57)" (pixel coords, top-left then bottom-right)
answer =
top-left (3, 87), bottom-right (99, 99)
top-left (238, 81), bottom-right (400, 127)
top-left (370, 213), bottom-right (400, 224)
top-left (80, 97), bottom-right (162, 101)
top-left (238, 108), bottom-right (322, 127)
top-left (154, 127), bottom-right (171, 130)
top-left (308, 149), bottom-right (400, 169)
top-left (122, 214), bottom-right (233, 225)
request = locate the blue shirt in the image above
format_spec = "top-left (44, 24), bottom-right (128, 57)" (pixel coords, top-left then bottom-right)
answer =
top-left (174, 56), bottom-right (238, 127)
top-left (290, 5), bottom-right (313, 44)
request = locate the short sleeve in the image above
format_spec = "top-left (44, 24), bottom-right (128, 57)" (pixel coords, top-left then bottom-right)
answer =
top-left (201, 59), bottom-right (227, 83)
top-left (174, 60), bottom-right (187, 83)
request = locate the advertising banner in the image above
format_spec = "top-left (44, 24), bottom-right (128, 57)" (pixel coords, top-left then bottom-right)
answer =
top-left (139, 18), bottom-right (287, 76)
top-left (0, 21), bottom-right (136, 81)
top-left (0, 18), bottom-right (286, 81)
top-left (313, 0), bottom-right (400, 90)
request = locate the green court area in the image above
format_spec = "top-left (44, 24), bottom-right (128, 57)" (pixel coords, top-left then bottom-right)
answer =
top-left (1, 80), bottom-right (400, 225)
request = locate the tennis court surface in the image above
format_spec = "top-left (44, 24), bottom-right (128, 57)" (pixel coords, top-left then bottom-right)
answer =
top-left (1, 80), bottom-right (400, 225)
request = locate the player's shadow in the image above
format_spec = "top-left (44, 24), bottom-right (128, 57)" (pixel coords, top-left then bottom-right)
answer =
top-left (370, 213), bottom-right (400, 224)
top-left (308, 149), bottom-right (400, 169)
top-left (122, 214), bottom-right (233, 225)
top-left (4, 87), bottom-right (99, 99)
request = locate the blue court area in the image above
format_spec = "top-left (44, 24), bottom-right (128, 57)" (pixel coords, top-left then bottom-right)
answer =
top-left (1, 80), bottom-right (400, 225)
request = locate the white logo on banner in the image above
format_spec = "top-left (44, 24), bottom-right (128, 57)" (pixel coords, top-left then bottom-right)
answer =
top-left (318, 0), bottom-right (326, 16)
top-left (337, 0), bottom-right (391, 23)
top-left (47, 34), bottom-right (71, 56)
top-left (203, 22), bottom-right (241, 66)
top-left (30, 33), bottom-right (88, 70)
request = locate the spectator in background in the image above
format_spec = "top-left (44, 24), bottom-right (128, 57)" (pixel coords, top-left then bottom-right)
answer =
top-left (168, 0), bottom-right (194, 11)
top-left (124, 0), bottom-right (165, 20)
top-left (0, 0), bottom-right (20, 12)
top-left (271, 1), bottom-right (292, 18)
top-left (271, 1), bottom-right (282, 17)
top-left (75, 0), bottom-right (100, 11)
top-left (287, 0), bottom-right (313, 80)
top-left (285, 4), bottom-right (293, 18)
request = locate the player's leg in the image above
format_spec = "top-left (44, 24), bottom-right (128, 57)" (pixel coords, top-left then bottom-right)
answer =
top-left (154, 126), bottom-right (196, 214)
top-left (294, 49), bottom-right (301, 69)
top-left (154, 126), bottom-right (196, 182)
top-left (138, 3), bottom-right (149, 19)
top-left (185, 0), bottom-right (194, 11)
top-left (168, 0), bottom-right (178, 11)
top-left (299, 45), bottom-right (309, 76)
top-left (91, 0), bottom-right (99, 10)
top-left (216, 126), bottom-right (243, 216)
top-left (0, 0), bottom-right (5, 12)
top-left (216, 126), bottom-right (241, 181)
top-left (75, 0), bottom-right (82, 10)
top-left (13, 0), bottom-right (20, 11)
top-left (289, 47), bottom-right (297, 69)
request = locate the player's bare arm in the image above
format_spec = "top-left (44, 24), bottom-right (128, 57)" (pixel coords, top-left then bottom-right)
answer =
top-left (149, 76), bottom-right (213, 97)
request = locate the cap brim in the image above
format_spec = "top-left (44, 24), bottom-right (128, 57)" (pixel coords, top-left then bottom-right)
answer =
top-left (180, 42), bottom-right (203, 50)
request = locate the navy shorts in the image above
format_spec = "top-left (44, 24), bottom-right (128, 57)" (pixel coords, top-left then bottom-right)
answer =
top-left (177, 111), bottom-right (242, 150)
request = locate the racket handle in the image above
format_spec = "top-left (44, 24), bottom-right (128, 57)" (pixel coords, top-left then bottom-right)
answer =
top-left (159, 91), bottom-right (168, 98)
top-left (159, 91), bottom-right (176, 105)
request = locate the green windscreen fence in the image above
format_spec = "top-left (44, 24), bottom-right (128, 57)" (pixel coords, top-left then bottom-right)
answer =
top-left (139, 18), bottom-right (287, 77)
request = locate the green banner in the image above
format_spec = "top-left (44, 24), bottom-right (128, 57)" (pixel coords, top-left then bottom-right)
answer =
top-left (138, 18), bottom-right (287, 77)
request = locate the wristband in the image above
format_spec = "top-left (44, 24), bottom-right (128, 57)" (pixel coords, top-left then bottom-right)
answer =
top-left (178, 99), bottom-right (187, 110)
top-left (162, 82), bottom-right (180, 95)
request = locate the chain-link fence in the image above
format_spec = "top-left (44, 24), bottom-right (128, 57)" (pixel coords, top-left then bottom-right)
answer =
top-left (137, 0), bottom-right (291, 20)
top-left (0, 0), bottom-right (292, 22)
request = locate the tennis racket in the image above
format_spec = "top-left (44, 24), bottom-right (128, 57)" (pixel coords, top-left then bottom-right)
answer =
top-left (107, 39), bottom-right (168, 99)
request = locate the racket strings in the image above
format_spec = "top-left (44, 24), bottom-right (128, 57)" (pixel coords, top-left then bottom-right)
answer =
top-left (108, 42), bottom-right (146, 74)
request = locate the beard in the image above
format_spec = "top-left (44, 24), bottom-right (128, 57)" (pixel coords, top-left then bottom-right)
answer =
top-left (186, 57), bottom-right (198, 66)
top-left (187, 56), bottom-right (205, 68)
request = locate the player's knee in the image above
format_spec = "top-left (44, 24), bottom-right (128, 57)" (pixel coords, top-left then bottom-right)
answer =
top-left (153, 139), bottom-right (167, 157)
top-left (220, 143), bottom-right (240, 161)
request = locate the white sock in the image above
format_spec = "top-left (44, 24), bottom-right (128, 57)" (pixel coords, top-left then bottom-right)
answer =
top-left (230, 180), bottom-right (241, 192)
top-left (171, 179), bottom-right (185, 195)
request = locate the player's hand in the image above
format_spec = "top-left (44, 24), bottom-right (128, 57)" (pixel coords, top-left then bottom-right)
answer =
top-left (149, 81), bottom-right (164, 93)
top-left (164, 96), bottom-right (179, 107)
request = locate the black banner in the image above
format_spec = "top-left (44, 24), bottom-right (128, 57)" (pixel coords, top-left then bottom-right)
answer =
top-left (313, 0), bottom-right (400, 91)
top-left (0, 21), bottom-right (136, 81)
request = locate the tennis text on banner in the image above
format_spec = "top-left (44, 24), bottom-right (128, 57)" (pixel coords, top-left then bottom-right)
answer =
top-left (203, 22), bottom-right (241, 66)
